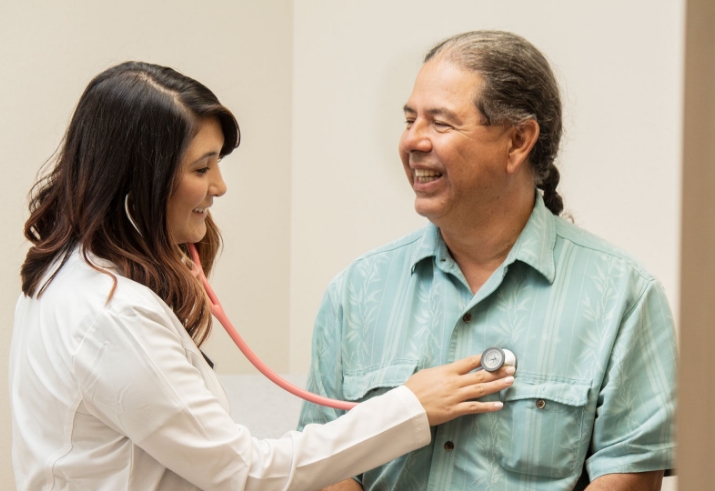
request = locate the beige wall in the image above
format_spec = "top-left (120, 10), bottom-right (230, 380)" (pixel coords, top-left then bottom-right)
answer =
top-left (0, 0), bottom-right (689, 487)
top-left (0, 0), bottom-right (293, 485)
top-left (290, 0), bottom-right (685, 372)
top-left (678, 0), bottom-right (715, 487)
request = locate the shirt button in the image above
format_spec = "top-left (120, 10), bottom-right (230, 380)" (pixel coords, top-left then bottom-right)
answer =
top-left (535, 399), bottom-right (546, 409)
top-left (462, 313), bottom-right (472, 323)
top-left (444, 441), bottom-right (455, 451)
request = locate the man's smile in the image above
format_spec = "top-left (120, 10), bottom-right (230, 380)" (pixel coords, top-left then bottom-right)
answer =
top-left (414, 168), bottom-right (443, 183)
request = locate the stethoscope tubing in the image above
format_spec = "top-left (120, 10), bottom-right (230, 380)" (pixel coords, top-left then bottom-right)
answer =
top-left (188, 244), bottom-right (517, 411)
top-left (188, 243), bottom-right (358, 411)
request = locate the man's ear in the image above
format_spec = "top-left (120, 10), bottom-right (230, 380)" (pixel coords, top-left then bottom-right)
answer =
top-left (506, 119), bottom-right (540, 174)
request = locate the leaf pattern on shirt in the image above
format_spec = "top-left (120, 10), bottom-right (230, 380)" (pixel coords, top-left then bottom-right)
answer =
top-left (412, 274), bottom-right (442, 365)
top-left (398, 452), bottom-right (430, 491)
top-left (489, 412), bottom-right (508, 488)
top-left (608, 331), bottom-right (642, 437)
top-left (345, 255), bottom-right (389, 366)
top-left (494, 268), bottom-right (533, 347)
top-left (578, 258), bottom-right (627, 375)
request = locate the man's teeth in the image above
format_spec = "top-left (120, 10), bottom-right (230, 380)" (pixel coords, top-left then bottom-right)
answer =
top-left (414, 169), bottom-right (442, 183)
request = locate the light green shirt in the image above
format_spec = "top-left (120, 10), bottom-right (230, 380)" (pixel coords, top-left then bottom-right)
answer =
top-left (298, 193), bottom-right (676, 490)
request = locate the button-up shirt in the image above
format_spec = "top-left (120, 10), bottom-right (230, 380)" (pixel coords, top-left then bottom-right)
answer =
top-left (298, 193), bottom-right (676, 490)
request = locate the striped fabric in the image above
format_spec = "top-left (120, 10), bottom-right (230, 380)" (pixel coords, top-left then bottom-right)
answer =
top-left (298, 193), bottom-right (676, 490)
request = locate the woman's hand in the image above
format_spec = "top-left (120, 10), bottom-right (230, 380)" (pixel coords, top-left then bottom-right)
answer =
top-left (404, 355), bottom-right (515, 426)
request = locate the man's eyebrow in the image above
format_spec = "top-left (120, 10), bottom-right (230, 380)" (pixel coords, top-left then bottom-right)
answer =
top-left (402, 105), bottom-right (462, 123)
top-left (426, 107), bottom-right (461, 122)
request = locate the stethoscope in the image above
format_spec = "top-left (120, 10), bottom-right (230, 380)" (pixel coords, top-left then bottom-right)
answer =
top-left (187, 243), bottom-right (517, 410)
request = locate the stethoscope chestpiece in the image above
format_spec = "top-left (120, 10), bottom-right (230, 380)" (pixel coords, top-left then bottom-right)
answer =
top-left (479, 347), bottom-right (518, 372)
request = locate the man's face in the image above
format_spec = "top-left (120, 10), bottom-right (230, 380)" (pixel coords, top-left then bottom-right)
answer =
top-left (399, 59), bottom-right (514, 226)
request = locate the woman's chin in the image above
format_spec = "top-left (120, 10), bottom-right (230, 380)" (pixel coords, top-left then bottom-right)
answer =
top-left (172, 228), bottom-right (207, 246)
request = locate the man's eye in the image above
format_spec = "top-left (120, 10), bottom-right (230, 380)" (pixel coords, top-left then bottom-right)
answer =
top-left (405, 119), bottom-right (415, 126)
top-left (434, 121), bottom-right (451, 129)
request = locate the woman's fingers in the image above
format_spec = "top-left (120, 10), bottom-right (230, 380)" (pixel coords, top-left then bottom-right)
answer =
top-left (458, 375), bottom-right (514, 401)
top-left (462, 365), bottom-right (516, 387)
top-left (452, 399), bottom-right (506, 418)
top-left (404, 355), bottom-right (517, 426)
top-left (451, 354), bottom-right (483, 374)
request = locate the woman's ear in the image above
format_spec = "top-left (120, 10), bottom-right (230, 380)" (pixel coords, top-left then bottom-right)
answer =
top-left (506, 119), bottom-right (540, 174)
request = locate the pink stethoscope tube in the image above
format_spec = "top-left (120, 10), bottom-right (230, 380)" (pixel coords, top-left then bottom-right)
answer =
top-left (188, 243), bottom-right (357, 411)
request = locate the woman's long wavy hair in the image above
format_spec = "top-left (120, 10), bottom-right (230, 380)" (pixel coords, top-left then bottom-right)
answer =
top-left (21, 61), bottom-right (240, 346)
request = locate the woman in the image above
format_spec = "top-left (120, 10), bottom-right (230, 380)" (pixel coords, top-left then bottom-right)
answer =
top-left (8, 62), bottom-right (514, 491)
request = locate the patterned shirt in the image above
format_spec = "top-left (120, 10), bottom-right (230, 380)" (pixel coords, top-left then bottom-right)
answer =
top-left (298, 193), bottom-right (676, 491)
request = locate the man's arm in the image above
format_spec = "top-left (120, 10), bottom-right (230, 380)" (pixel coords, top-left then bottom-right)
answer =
top-left (298, 281), bottom-right (366, 489)
top-left (586, 470), bottom-right (664, 490)
top-left (320, 478), bottom-right (363, 491)
top-left (585, 279), bottom-right (676, 482)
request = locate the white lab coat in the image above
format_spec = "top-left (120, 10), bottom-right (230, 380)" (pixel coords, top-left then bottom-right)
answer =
top-left (9, 250), bottom-right (430, 490)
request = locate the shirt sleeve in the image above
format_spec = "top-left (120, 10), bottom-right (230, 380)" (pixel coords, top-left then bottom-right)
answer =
top-left (73, 299), bottom-right (430, 491)
top-left (298, 280), bottom-right (348, 424)
top-left (297, 281), bottom-right (369, 485)
top-left (586, 279), bottom-right (677, 480)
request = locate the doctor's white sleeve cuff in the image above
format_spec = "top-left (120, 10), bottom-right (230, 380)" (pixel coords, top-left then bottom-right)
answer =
top-left (247, 385), bottom-right (431, 491)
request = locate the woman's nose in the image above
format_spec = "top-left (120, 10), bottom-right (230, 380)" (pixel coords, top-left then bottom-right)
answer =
top-left (212, 167), bottom-right (227, 197)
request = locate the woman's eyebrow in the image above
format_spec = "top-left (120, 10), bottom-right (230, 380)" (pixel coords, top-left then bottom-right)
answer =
top-left (189, 151), bottom-right (219, 165)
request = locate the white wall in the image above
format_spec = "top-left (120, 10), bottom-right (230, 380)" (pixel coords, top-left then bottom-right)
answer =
top-left (0, 0), bottom-right (684, 486)
top-left (0, 1), bottom-right (292, 485)
top-left (290, 0), bottom-right (684, 372)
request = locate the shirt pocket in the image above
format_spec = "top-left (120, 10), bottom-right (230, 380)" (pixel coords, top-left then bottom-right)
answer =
top-left (343, 360), bottom-right (419, 402)
top-left (495, 372), bottom-right (591, 479)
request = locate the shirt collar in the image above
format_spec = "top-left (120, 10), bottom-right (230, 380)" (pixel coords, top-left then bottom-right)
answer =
top-left (409, 192), bottom-right (556, 283)
top-left (504, 192), bottom-right (556, 283)
top-left (410, 222), bottom-right (443, 274)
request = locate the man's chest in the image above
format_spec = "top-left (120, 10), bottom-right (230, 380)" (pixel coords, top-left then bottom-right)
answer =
top-left (339, 260), bottom-right (628, 382)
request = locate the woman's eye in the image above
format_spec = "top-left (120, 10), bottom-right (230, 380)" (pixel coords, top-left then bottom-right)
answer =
top-left (196, 167), bottom-right (209, 175)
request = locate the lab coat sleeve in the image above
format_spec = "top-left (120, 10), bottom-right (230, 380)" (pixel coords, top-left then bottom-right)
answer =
top-left (72, 300), bottom-right (431, 491)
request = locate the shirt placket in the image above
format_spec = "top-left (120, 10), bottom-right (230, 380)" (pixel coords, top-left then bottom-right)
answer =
top-left (423, 257), bottom-right (480, 490)
top-left (425, 257), bottom-right (512, 491)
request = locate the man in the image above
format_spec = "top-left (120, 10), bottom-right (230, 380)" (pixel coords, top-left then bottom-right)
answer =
top-left (298, 31), bottom-right (675, 491)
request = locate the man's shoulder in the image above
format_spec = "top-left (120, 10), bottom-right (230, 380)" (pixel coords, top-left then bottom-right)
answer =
top-left (328, 226), bottom-right (429, 288)
top-left (353, 226), bottom-right (429, 262)
top-left (553, 216), bottom-right (655, 282)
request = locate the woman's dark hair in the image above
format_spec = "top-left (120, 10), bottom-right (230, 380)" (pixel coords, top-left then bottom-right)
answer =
top-left (21, 61), bottom-right (240, 346)
top-left (425, 31), bottom-right (565, 215)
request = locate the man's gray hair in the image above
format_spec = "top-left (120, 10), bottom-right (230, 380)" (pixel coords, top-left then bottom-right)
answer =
top-left (425, 31), bottom-right (564, 215)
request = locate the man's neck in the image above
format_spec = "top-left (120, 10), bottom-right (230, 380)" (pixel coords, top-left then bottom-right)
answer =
top-left (438, 191), bottom-right (535, 295)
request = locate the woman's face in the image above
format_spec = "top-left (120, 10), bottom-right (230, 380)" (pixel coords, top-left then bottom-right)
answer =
top-left (167, 117), bottom-right (227, 244)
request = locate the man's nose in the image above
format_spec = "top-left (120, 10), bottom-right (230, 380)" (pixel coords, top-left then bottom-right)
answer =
top-left (400, 121), bottom-right (432, 154)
